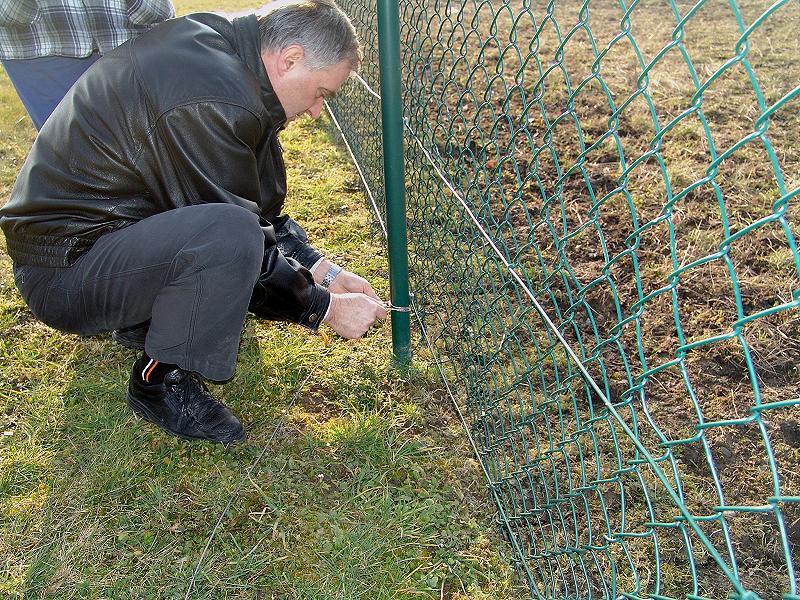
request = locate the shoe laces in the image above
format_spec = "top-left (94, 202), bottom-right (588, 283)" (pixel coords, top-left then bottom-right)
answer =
top-left (167, 370), bottom-right (229, 423)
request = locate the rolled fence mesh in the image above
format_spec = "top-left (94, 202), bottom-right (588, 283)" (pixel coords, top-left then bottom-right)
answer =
top-left (326, 0), bottom-right (800, 598)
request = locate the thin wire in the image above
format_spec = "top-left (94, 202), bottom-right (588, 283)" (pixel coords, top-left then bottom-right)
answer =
top-left (184, 344), bottom-right (337, 598)
top-left (324, 100), bottom-right (388, 237)
top-left (352, 72), bottom-right (382, 100)
top-left (345, 73), bottom-right (607, 395)
top-left (405, 126), bottom-right (612, 404)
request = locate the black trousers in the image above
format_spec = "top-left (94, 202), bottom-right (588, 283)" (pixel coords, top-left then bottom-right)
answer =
top-left (12, 204), bottom-right (264, 381)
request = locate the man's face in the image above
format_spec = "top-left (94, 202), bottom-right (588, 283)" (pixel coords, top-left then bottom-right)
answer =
top-left (264, 46), bottom-right (353, 122)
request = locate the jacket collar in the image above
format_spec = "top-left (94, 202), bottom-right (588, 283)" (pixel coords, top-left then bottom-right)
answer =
top-left (231, 14), bottom-right (287, 128)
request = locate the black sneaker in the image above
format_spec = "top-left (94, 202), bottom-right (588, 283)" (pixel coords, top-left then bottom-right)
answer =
top-left (112, 322), bottom-right (149, 350)
top-left (126, 367), bottom-right (246, 445)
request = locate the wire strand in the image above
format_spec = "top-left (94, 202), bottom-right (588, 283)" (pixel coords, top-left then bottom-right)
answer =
top-left (185, 344), bottom-right (337, 598)
top-left (324, 100), bottom-right (388, 237)
top-left (400, 123), bottom-right (743, 587)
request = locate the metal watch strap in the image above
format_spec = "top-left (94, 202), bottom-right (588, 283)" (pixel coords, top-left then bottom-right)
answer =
top-left (321, 264), bottom-right (343, 289)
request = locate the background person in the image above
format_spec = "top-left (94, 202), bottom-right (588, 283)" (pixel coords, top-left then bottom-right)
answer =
top-left (0, 0), bottom-right (175, 130)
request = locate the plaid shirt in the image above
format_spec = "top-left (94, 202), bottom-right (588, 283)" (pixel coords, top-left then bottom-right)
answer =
top-left (0, 0), bottom-right (175, 60)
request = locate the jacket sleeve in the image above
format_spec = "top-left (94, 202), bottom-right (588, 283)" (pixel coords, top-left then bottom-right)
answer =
top-left (250, 223), bottom-right (330, 330)
top-left (149, 102), bottom-right (330, 329)
top-left (270, 215), bottom-right (325, 270)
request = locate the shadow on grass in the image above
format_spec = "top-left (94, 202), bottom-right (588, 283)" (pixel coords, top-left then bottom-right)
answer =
top-left (6, 320), bottom-right (519, 599)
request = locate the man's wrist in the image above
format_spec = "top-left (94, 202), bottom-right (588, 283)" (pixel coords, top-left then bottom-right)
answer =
top-left (309, 256), bottom-right (327, 275)
top-left (322, 292), bottom-right (335, 324)
top-left (312, 259), bottom-right (334, 283)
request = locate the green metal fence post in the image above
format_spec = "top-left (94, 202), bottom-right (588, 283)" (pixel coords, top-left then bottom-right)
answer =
top-left (376, 0), bottom-right (411, 367)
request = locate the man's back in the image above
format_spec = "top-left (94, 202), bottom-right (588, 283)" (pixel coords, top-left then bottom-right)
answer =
top-left (1, 13), bottom-right (287, 268)
top-left (0, 0), bottom-right (175, 129)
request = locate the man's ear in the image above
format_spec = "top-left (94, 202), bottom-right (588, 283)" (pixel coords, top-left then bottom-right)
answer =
top-left (279, 44), bottom-right (305, 74)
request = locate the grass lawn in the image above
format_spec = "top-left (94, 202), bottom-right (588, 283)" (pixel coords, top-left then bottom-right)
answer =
top-left (0, 1), bottom-right (521, 597)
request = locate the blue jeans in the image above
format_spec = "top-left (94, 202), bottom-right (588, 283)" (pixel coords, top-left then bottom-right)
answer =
top-left (2, 52), bottom-right (101, 130)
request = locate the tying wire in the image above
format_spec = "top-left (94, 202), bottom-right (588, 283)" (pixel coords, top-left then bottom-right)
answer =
top-left (324, 99), bottom-right (387, 237)
top-left (184, 343), bottom-right (337, 598)
top-left (385, 302), bottom-right (412, 312)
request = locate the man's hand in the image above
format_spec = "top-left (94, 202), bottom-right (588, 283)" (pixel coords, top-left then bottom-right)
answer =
top-left (313, 260), bottom-right (380, 301)
top-left (323, 293), bottom-right (387, 339)
top-left (328, 269), bottom-right (380, 300)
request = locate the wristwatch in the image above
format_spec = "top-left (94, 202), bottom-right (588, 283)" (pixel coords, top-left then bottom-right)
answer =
top-left (321, 264), bottom-right (343, 289)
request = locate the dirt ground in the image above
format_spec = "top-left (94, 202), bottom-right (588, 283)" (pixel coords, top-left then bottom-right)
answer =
top-left (383, 0), bottom-right (800, 597)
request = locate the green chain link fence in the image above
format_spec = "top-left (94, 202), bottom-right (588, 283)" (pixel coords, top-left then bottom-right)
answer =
top-left (326, 0), bottom-right (800, 598)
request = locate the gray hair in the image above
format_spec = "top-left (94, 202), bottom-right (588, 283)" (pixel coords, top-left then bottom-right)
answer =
top-left (257, 0), bottom-right (361, 70)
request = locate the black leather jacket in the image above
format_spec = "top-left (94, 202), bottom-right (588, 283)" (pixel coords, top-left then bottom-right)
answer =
top-left (0, 13), bottom-right (329, 328)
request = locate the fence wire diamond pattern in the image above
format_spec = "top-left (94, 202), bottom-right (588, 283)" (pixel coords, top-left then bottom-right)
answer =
top-left (327, 0), bottom-right (800, 598)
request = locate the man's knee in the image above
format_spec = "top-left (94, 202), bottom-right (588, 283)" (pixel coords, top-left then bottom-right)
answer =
top-left (189, 204), bottom-right (264, 273)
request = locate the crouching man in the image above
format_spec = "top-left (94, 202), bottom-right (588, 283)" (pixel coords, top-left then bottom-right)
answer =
top-left (0, 0), bottom-right (387, 445)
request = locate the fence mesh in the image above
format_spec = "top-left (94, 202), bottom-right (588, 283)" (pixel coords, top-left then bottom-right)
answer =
top-left (326, 0), bottom-right (800, 598)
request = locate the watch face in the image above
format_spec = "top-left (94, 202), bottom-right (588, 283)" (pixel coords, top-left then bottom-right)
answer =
top-left (322, 266), bottom-right (339, 288)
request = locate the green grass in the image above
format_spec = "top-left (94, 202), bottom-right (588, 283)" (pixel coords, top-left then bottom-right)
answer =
top-left (0, 5), bottom-right (520, 597)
